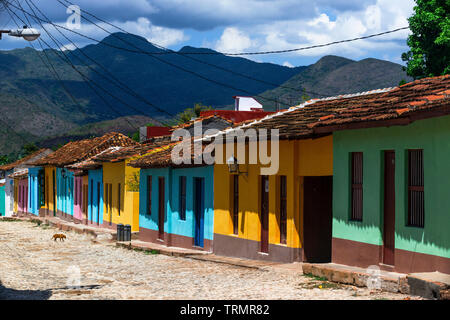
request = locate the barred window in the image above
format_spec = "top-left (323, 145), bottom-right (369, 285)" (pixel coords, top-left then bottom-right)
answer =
top-left (408, 150), bottom-right (424, 227)
top-left (351, 152), bottom-right (363, 221)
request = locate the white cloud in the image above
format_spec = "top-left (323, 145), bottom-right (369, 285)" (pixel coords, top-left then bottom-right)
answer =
top-left (282, 61), bottom-right (294, 68)
top-left (215, 27), bottom-right (256, 53)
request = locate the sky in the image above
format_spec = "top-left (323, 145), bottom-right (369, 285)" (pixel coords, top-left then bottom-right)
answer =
top-left (0, 0), bottom-right (415, 67)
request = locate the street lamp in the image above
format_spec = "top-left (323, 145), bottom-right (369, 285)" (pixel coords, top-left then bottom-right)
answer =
top-left (0, 25), bottom-right (40, 41)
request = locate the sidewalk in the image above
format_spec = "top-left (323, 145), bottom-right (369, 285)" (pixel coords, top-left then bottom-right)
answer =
top-left (2, 215), bottom-right (115, 239)
top-left (303, 262), bottom-right (450, 299)
top-left (116, 240), bottom-right (211, 257)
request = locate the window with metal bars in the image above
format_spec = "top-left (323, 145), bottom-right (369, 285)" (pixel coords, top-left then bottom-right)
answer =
top-left (279, 175), bottom-right (287, 244)
top-left (147, 176), bottom-right (152, 216)
top-left (232, 175), bottom-right (239, 235)
top-left (408, 149), bottom-right (424, 227)
top-left (350, 152), bottom-right (363, 221)
top-left (179, 176), bottom-right (187, 220)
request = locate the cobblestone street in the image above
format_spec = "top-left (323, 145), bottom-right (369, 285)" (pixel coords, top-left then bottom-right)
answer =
top-left (0, 220), bottom-right (420, 300)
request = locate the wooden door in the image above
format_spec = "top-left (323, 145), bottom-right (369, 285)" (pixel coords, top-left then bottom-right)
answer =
top-left (96, 182), bottom-right (100, 225)
top-left (194, 178), bottom-right (205, 247)
top-left (303, 176), bottom-right (333, 263)
top-left (52, 170), bottom-right (56, 216)
top-left (260, 175), bottom-right (269, 253)
top-left (158, 177), bottom-right (165, 240)
top-left (383, 151), bottom-right (396, 266)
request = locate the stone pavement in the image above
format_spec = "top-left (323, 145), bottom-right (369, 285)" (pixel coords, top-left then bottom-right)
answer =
top-left (116, 240), bottom-right (210, 257)
top-left (0, 220), bottom-right (419, 300)
top-left (2, 216), bottom-right (445, 299)
top-left (302, 263), bottom-right (449, 300)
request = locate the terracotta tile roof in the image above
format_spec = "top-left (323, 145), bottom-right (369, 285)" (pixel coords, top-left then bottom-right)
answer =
top-left (171, 114), bottom-right (234, 132)
top-left (203, 75), bottom-right (449, 140)
top-left (128, 139), bottom-right (210, 169)
top-left (31, 132), bottom-right (138, 167)
top-left (0, 149), bottom-right (53, 171)
top-left (8, 169), bottom-right (28, 179)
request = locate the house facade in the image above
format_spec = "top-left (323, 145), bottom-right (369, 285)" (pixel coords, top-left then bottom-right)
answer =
top-left (0, 149), bottom-right (53, 217)
top-left (303, 75), bottom-right (450, 274)
top-left (29, 133), bottom-right (137, 223)
top-left (28, 167), bottom-right (45, 216)
top-left (213, 134), bottom-right (333, 263)
top-left (130, 143), bottom-right (215, 251)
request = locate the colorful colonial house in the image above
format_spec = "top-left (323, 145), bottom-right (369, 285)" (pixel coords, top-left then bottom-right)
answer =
top-left (10, 169), bottom-right (29, 215)
top-left (29, 133), bottom-right (137, 222)
top-left (211, 86), bottom-right (403, 263)
top-left (0, 149), bottom-right (53, 217)
top-left (67, 142), bottom-right (158, 232)
top-left (307, 75), bottom-right (450, 274)
top-left (129, 142), bottom-right (215, 251)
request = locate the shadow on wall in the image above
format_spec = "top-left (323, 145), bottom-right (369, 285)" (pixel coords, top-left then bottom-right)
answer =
top-left (0, 280), bottom-right (52, 300)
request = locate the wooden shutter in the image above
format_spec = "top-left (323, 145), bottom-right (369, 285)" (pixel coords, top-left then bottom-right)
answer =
top-left (408, 150), bottom-right (424, 227)
top-left (279, 175), bottom-right (287, 244)
top-left (147, 176), bottom-right (152, 215)
top-left (232, 175), bottom-right (239, 235)
top-left (179, 176), bottom-right (186, 220)
top-left (351, 152), bottom-right (363, 221)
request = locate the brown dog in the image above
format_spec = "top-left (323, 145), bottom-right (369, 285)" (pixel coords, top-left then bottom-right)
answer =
top-left (52, 234), bottom-right (67, 241)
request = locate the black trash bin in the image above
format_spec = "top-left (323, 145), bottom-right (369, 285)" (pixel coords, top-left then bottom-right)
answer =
top-left (124, 224), bottom-right (131, 242)
top-left (117, 224), bottom-right (124, 241)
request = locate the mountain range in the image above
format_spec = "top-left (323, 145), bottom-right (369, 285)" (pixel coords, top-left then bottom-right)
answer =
top-left (0, 32), bottom-right (412, 158)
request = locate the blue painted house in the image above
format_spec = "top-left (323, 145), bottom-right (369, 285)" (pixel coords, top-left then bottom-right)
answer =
top-left (28, 167), bottom-right (45, 216)
top-left (88, 168), bottom-right (104, 226)
top-left (130, 144), bottom-right (214, 251)
top-left (56, 168), bottom-right (74, 219)
top-left (29, 133), bottom-right (138, 223)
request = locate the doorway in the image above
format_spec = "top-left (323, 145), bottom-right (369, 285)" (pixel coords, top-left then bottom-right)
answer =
top-left (260, 175), bottom-right (269, 253)
top-left (158, 177), bottom-right (165, 240)
top-left (383, 151), bottom-right (395, 266)
top-left (303, 176), bottom-right (333, 263)
top-left (194, 178), bottom-right (205, 248)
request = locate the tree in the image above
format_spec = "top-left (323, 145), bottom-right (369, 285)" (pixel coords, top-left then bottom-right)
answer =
top-left (22, 143), bottom-right (39, 157)
top-left (0, 155), bottom-right (10, 166)
top-left (177, 103), bottom-right (212, 124)
top-left (402, 0), bottom-right (450, 79)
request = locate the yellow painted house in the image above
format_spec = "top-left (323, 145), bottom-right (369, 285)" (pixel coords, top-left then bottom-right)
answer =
top-left (42, 166), bottom-right (57, 216)
top-left (90, 144), bottom-right (155, 232)
top-left (213, 136), bottom-right (333, 263)
top-left (211, 97), bottom-right (365, 263)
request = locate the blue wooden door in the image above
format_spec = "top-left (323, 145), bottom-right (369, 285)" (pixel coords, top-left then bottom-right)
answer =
top-left (194, 178), bottom-right (205, 247)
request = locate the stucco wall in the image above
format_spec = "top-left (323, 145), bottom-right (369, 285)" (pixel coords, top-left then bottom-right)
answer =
top-left (102, 161), bottom-right (140, 232)
top-left (213, 136), bottom-right (333, 250)
top-left (139, 166), bottom-right (214, 241)
top-left (332, 115), bottom-right (450, 259)
top-left (88, 169), bottom-right (103, 224)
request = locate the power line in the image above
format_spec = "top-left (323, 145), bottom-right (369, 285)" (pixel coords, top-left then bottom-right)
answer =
top-left (44, 0), bottom-right (415, 56)
top-left (6, 3), bottom-right (140, 133)
top-left (10, 1), bottom-right (293, 108)
top-left (57, 0), bottom-right (327, 98)
top-left (24, 0), bottom-right (175, 123)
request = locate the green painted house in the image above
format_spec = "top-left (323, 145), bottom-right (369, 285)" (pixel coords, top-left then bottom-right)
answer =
top-left (311, 75), bottom-right (450, 274)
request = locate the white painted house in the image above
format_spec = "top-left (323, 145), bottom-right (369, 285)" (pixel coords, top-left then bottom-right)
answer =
top-left (233, 96), bottom-right (264, 111)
